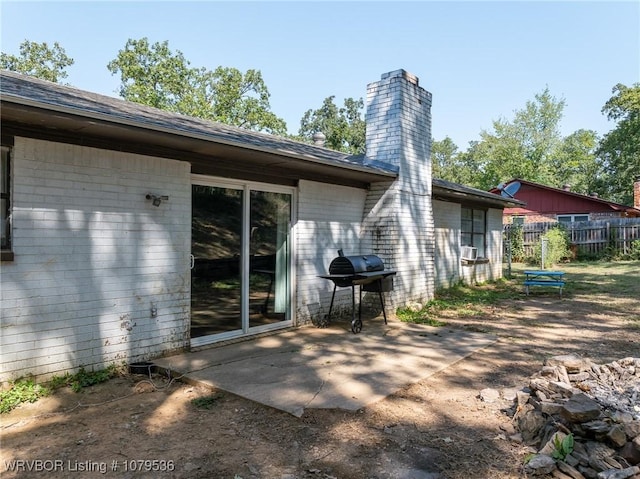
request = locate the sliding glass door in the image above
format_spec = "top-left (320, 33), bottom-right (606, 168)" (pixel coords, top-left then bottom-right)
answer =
top-left (191, 185), bottom-right (243, 339)
top-left (249, 190), bottom-right (291, 328)
top-left (191, 177), bottom-right (293, 346)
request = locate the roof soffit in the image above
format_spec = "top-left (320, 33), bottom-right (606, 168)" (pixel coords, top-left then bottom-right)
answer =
top-left (0, 71), bottom-right (396, 188)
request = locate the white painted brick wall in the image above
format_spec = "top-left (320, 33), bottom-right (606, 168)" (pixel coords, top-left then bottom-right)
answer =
top-left (0, 138), bottom-right (191, 383)
top-left (365, 70), bottom-right (433, 197)
top-left (295, 180), bottom-right (366, 323)
top-left (486, 208), bottom-right (504, 279)
top-left (364, 70), bottom-right (435, 308)
top-left (433, 200), bottom-right (461, 289)
top-left (434, 202), bottom-right (505, 288)
top-left (460, 207), bottom-right (505, 285)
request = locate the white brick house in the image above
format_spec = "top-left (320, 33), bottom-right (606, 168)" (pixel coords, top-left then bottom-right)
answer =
top-left (0, 69), bottom-right (521, 383)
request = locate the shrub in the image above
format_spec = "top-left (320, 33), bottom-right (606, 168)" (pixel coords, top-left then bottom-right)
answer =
top-left (48, 364), bottom-right (120, 393)
top-left (0, 378), bottom-right (50, 414)
top-left (505, 224), bottom-right (525, 262)
top-left (531, 226), bottom-right (571, 268)
top-left (68, 365), bottom-right (118, 392)
top-left (628, 240), bottom-right (640, 260)
top-left (600, 239), bottom-right (640, 261)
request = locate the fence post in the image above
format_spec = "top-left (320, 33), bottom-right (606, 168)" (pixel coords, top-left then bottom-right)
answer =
top-left (541, 237), bottom-right (549, 269)
top-left (506, 236), bottom-right (512, 278)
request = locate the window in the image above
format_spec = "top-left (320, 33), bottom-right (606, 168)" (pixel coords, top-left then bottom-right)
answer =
top-left (557, 214), bottom-right (589, 224)
top-left (461, 207), bottom-right (486, 258)
top-left (1, 145), bottom-right (11, 259)
top-left (511, 215), bottom-right (525, 225)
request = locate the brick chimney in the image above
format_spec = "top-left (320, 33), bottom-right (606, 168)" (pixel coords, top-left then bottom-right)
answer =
top-left (362, 69), bottom-right (434, 306)
top-left (364, 70), bottom-right (432, 194)
top-left (635, 175), bottom-right (640, 209)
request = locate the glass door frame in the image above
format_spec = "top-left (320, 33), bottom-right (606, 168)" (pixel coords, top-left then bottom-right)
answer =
top-left (190, 174), bottom-right (296, 348)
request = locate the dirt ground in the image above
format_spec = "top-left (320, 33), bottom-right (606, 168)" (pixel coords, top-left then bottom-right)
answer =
top-left (2, 274), bottom-right (639, 479)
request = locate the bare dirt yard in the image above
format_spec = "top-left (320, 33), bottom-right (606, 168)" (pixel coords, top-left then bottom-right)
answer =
top-left (2, 262), bottom-right (639, 479)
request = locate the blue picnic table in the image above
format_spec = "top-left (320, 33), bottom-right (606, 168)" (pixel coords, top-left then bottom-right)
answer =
top-left (523, 270), bottom-right (566, 297)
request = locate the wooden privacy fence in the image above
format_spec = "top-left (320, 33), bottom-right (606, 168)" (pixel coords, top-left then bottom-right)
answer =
top-left (504, 218), bottom-right (640, 258)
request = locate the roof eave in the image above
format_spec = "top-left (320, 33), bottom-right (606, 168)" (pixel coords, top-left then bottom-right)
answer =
top-left (500, 178), bottom-right (636, 211)
top-left (433, 178), bottom-right (526, 208)
top-left (1, 93), bottom-right (398, 184)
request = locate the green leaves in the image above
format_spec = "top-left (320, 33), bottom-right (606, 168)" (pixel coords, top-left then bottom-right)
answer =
top-left (0, 378), bottom-right (50, 414)
top-left (477, 87), bottom-right (567, 188)
top-left (297, 96), bottom-right (366, 154)
top-left (553, 129), bottom-right (600, 195)
top-left (0, 40), bottom-right (74, 83)
top-left (431, 88), bottom-right (579, 191)
top-left (551, 433), bottom-right (574, 460)
top-left (533, 226), bottom-right (571, 268)
top-left (602, 83), bottom-right (640, 122)
top-left (596, 83), bottom-right (640, 205)
top-left (431, 136), bottom-right (480, 185)
top-left (107, 37), bottom-right (287, 135)
top-left (107, 38), bottom-right (190, 111)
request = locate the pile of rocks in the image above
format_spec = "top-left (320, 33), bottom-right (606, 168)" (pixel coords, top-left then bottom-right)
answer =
top-left (512, 355), bottom-right (640, 479)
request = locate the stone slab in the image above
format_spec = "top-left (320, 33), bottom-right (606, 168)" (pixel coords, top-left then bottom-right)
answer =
top-left (154, 321), bottom-right (497, 417)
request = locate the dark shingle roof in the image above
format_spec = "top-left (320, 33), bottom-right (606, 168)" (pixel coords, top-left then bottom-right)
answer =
top-left (1, 70), bottom-right (521, 208)
top-left (0, 70), bottom-right (397, 177)
top-left (433, 178), bottom-right (525, 208)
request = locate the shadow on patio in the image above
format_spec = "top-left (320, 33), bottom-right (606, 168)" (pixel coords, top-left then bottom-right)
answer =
top-left (154, 319), bottom-right (497, 417)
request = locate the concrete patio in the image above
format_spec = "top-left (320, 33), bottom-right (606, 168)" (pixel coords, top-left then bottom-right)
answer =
top-left (153, 319), bottom-right (497, 417)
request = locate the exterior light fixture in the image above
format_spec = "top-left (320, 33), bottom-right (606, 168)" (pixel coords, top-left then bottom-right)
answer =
top-left (146, 194), bottom-right (169, 207)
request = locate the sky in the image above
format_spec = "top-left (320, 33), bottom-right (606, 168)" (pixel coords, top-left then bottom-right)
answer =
top-left (1, 1), bottom-right (639, 150)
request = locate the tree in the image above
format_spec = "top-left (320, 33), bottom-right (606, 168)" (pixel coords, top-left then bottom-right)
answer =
top-left (107, 38), bottom-right (287, 135)
top-left (297, 96), bottom-right (366, 154)
top-left (196, 67), bottom-right (287, 134)
top-left (107, 38), bottom-right (190, 111)
top-left (553, 129), bottom-right (601, 196)
top-left (597, 83), bottom-right (640, 205)
top-left (431, 136), bottom-right (458, 180)
top-left (431, 136), bottom-right (477, 185)
top-left (466, 88), bottom-right (566, 189)
top-left (1, 40), bottom-right (74, 83)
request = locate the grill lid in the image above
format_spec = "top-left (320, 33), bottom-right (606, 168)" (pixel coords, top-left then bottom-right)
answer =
top-left (329, 255), bottom-right (384, 275)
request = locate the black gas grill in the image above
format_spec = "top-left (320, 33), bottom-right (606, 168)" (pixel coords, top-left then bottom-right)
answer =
top-left (319, 250), bottom-right (396, 333)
